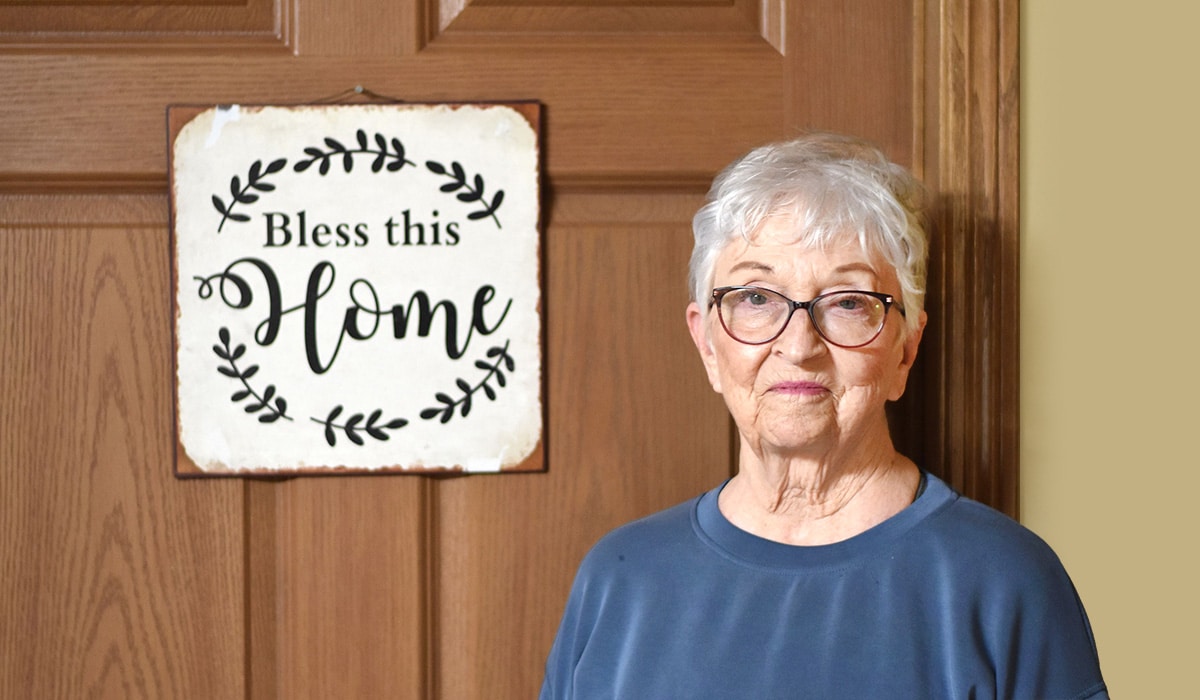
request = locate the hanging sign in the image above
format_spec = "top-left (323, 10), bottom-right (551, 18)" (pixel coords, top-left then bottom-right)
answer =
top-left (168, 101), bottom-right (543, 476)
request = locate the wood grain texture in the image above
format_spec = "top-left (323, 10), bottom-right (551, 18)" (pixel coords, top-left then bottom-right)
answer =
top-left (784, 0), bottom-right (916, 165)
top-left (432, 192), bottom-right (732, 699)
top-left (0, 0), bottom-right (286, 48)
top-left (298, 0), bottom-right (419, 56)
top-left (913, 0), bottom-right (1020, 516)
top-left (781, 0), bottom-right (1021, 517)
top-left (0, 41), bottom-right (783, 191)
top-left (0, 195), bottom-right (245, 699)
top-left (268, 477), bottom-right (429, 698)
top-left (244, 480), bottom-right (279, 700)
top-left (431, 0), bottom-right (761, 38)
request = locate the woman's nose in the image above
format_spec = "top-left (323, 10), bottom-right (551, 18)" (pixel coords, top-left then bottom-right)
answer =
top-left (772, 309), bottom-right (829, 361)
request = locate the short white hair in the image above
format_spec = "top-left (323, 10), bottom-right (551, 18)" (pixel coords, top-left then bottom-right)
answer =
top-left (689, 133), bottom-right (928, 333)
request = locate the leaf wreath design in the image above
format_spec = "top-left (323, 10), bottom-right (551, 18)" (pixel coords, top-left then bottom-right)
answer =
top-left (420, 341), bottom-right (515, 424)
top-left (425, 160), bottom-right (505, 229)
top-left (313, 405), bottom-right (409, 447)
top-left (212, 158), bottom-right (287, 233)
top-left (294, 129), bottom-right (415, 175)
top-left (212, 327), bottom-right (291, 423)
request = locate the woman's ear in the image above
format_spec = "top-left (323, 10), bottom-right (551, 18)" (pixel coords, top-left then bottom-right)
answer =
top-left (686, 301), bottom-right (723, 394)
top-left (888, 309), bottom-right (927, 402)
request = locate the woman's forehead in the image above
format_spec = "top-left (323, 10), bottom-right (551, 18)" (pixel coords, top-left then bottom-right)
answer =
top-left (746, 213), bottom-right (857, 244)
top-left (714, 241), bottom-right (902, 301)
top-left (721, 228), bottom-right (885, 272)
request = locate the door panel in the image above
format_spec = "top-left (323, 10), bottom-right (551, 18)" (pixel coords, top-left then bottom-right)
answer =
top-left (0, 1), bottom-right (1017, 697)
top-left (0, 196), bottom-right (244, 699)
top-left (0, 48), bottom-right (782, 186)
top-left (272, 479), bottom-right (429, 698)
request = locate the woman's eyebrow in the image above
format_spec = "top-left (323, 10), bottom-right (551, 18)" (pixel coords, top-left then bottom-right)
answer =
top-left (727, 261), bottom-right (775, 274)
top-left (831, 262), bottom-right (879, 276)
top-left (727, 261), bottom-right (878, 277)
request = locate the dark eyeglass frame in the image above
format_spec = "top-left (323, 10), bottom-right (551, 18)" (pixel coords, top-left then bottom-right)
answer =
top-left (709, 285), bottom-right (906, 348)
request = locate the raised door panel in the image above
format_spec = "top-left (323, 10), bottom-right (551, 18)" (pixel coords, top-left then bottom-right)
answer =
top-left (270, 479), bottom-right (430, 699)
top-left (0, 0), bottom-right (286, 48)
top-left (0, 46), bottom-right (782, 187)
top-left (0, 196), bottom-right (245, 698)
top-left (431, 0), bottom-right (763, 37)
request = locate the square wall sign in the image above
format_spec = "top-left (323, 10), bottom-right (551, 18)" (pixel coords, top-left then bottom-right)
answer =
top-left (169, 102), bottom-right (543, 476)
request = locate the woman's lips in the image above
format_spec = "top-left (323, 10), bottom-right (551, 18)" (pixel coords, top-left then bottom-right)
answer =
top-left (771, 381), bottom-right (828, 396)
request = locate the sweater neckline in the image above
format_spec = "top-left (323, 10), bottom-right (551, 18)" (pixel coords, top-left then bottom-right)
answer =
top-left (692, 471), bottom-right (956, 571)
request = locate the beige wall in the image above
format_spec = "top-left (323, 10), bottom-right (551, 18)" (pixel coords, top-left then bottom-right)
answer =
top-left (1022, 1), bottom-right (1200, 695)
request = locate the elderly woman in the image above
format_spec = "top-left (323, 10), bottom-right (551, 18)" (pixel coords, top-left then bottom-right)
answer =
top-left (540, 133), bottom-right (1107, 699)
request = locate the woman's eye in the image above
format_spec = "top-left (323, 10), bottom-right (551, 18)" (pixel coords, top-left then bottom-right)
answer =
top-left (727, 289), bottom-right (777, 314)
top-left (827, 293), bottom-right (873, 314)
top-left (736, 290), bottom-right (778, 308)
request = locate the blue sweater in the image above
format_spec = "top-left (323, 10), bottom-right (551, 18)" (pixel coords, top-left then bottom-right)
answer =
top-left (541, 473), bottom-right (1107, 699)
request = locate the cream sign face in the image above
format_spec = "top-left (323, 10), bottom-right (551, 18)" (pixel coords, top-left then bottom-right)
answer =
top-left (169, 102), bottom-right (542, 475)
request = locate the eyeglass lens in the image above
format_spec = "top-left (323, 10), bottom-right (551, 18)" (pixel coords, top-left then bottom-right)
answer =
top-left (717, 288), bottom-right (888, 347)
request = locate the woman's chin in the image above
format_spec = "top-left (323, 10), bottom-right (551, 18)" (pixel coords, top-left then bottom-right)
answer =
top-left (744, 422), bottom-right (838, 458)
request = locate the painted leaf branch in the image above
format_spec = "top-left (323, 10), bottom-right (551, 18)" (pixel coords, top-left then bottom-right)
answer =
top-left (425, 159), bottom-right (505, 229)
top-left (294, 129), bottom-right (415, 176)
top-left (313, 405), bottom-right (409, 447)
top-left (420, 342), bottom-right (515, 423)
top-left (212, 158), bottom-right (287, 233)
top-left (212, 327), bottom-right (291, 423)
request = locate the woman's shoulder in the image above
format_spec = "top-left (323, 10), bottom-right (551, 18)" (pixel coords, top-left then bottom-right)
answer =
top-left (932, 481), bottom-right (1052, 544)
top-left (912, 475), bottom-right (1104, 695)
top-left (575, 491), bottom-right (709, 575)
top-left (916, 474), bottom-right (1076, 588)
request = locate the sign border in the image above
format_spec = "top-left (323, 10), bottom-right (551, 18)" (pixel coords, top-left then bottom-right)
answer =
top-left (167, 100), bottom-right (545, 478)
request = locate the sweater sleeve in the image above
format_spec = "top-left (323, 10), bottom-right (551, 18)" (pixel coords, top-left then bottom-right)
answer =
top-left (539, 551), bottom-right (596, 700)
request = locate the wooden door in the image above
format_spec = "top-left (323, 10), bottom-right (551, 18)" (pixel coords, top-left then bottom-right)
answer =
top-left (0, 1), bottom-right (1016, 697)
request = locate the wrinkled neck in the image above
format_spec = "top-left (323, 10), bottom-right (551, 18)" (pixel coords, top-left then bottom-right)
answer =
top-left (720, 432), bottom-right (920, 545)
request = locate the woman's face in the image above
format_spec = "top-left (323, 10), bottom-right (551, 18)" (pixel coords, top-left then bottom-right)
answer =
top-left (686, 217), bottom-right (926, 458)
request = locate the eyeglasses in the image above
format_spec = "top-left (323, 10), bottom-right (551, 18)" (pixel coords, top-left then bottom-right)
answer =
top-left (710, 286), bottom-right (905, 348)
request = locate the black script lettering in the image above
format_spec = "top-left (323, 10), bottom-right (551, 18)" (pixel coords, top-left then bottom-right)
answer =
top-left (297, 265), bottom-right (513, 372)
top-left (388, 285), bottom-right (511, 359)
top-left (194, 257), bottom-right (284, 345)
top-left (200, 259), bottom-right (514, 374)
top-left (471, 285), bottom-right (509, 335)
top-left (303, 262), bottom-right (339, 372)
top-left (213, 262), bottom-right (337, 373)
top-left (343, 278), bottom-right (380, 341)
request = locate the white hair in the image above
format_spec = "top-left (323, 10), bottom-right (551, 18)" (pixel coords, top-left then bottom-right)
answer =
top-left (689, 133), bottom-right (928, 333)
